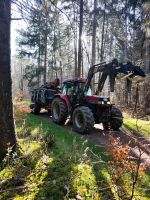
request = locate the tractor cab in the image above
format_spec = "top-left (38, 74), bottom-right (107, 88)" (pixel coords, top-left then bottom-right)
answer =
top-left (61, 78), bottom-right (110, 106)
top-left (61, 78), bottom-right (88, 105)
top-left (62, 78), bottom-right (87, 95)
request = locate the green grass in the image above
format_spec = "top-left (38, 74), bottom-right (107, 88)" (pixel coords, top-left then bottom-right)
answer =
top-left (0, 112), bottom-right (150, 200)
top-left (123, 114), bottom-right (150, 137)
top-left (0, 114), bottom-right (111, 200)
top-left (23, 99), bottom-right (31, 105)
top-left (23, 114), bottom-right (107, 158)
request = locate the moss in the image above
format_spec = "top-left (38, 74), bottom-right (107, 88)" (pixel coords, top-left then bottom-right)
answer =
top-left (71, 163), bottom-right (101, 199)
top-left (31, 127), bottom-right (41, 137)
top-left (0, 166), bottom-right (15, 180)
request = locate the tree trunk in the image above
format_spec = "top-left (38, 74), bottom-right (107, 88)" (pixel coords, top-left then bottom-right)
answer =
top-left (37, 32), bottom-right (41, 87)
top-left (91, 0), bottom-right (97, 89)
top-left (98, 2), bottom-right (106, 95)
top-left (43, 28), bottom-right (48, 84)
top-left (73, 2), bottom-right (78, 77)
top-left (19, 57), bottom-right (24, 93)
top-left (43, 2), bottom-right (48, 84)
top-left (124, 14), bottom-right (129, 106)
top-left (0, 0), bottom-right (17, 160)
top-left (77, 0), bottom-right (83, 77)
top-left (100, 3), bottom-right (106, 62)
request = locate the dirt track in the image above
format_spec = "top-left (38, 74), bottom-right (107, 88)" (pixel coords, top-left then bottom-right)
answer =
top-left (38, 112), bottom-right (150, 167)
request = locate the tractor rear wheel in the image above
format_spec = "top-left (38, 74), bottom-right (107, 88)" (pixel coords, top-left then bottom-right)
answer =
top-left (52, 98), bottom-right (68, 124)
top-left (102, 122), bottom-right (109, 131)
top-left (32, 104), bottom-right (41, 114)
top-left (48, 110), bottom-right (51, 116)
top-left (73, 106), bottom-right (94, 133)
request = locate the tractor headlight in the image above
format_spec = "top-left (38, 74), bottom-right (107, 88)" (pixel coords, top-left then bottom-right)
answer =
top-left (98, 101), bottom-right (104, 104)
top-left (98, 101), bottom-right (108, 105)
top-left (107, 101), bottom-right (110, 104)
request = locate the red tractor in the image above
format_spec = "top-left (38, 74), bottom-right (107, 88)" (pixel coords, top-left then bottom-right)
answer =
top-left (51, 78), bottom-right (121, 132)
top-left (30, 59), bottom-right (146, 133)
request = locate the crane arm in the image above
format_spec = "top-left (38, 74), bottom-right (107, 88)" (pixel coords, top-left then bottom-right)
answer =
top-left (84, 59), bottom-right (118, 93)
top-left (84, 59), bottom-right (146, 94)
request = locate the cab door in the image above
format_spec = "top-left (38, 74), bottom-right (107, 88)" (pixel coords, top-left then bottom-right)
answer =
top-left (62, 82), bottom-right (77, 105)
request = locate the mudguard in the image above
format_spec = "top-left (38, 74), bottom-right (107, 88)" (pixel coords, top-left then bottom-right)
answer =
top-left (53, 94), bottom-right (71, 110)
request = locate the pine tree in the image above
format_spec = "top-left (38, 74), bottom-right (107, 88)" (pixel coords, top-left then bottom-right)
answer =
top-left (0, 0), bottom-right (17, 160)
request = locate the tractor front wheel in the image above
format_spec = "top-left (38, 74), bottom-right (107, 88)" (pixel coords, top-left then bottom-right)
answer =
top-left (52, 98), bottom-right (68, 124)
top-left (102, 107), bottom-right (123, 131)
top-left (73, 106), bottom-right (94, 133)
top-left (110, 107), bottom-right (123, 130)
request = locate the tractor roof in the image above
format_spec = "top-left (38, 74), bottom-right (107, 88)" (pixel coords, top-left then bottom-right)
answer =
top-left (63, 78), bottom-right (86, 83)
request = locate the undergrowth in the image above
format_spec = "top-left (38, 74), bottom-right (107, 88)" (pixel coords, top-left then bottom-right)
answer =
top-left (0, 105), bottom-right (149, 199)
top-left (0, 110), bottom-right (109, 200)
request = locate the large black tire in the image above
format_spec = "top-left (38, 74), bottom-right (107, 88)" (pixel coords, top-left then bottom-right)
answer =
top-left (73, 106), bottom-right (94, 133)
top-left (110, 107), bottom-right (123, 130)
top-left (47, 109), bottom-right (51, 116)
top-left (102, 122), bottom-right (109, 131)
top-left (102, 107), bottom-right (123, 131)
top-left (32, 104), bottom-right (41, 115)
top-left (52, 98), bottom-right (68, 125)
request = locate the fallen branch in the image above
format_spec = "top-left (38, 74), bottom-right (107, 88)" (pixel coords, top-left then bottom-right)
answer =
top-left (0, 186), bottom-right (26, 193)
top-left (0, 178), bottom-right (26, 187)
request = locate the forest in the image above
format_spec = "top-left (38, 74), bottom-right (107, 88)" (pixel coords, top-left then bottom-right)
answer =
top-left (0, 0), bottom-right (150, 199)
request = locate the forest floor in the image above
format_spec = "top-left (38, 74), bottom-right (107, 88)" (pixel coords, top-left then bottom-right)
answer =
top-left (0, 102), bottom-right (150, 200)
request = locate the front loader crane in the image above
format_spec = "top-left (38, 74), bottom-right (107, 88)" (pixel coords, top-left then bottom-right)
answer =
top-left (84, 58), bottom-right (146, 95)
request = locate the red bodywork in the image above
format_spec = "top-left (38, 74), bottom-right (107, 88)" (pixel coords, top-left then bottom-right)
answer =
top-left (63, 78), bottom-right (86, 83)
top-left (46, 94), bottom-right (71, 110)
top-left (85, 95), bottom-right (99, 101)
top-left (54, 94), bottom-right (71, 108)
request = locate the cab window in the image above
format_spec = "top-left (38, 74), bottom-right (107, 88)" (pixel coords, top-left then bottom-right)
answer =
top-left (62, 82), bottom-right (75, 95)
top-left (86, 88), bottom-right (92, 96)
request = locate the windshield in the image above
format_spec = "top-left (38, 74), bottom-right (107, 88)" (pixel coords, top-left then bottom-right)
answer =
top-left (62, 82), bottom-right (92, 96)
top-left (76, 82), bottom-right (92, 96)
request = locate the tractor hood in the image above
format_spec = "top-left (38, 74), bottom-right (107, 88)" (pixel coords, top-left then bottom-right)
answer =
top-left (85, 95), bottom-right (110, 105)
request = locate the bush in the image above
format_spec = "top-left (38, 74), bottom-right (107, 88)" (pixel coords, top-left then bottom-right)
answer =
top-left (14, 104), bottom-right (30, 122)
top-left (106, 135), bottom-right (147, 199)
